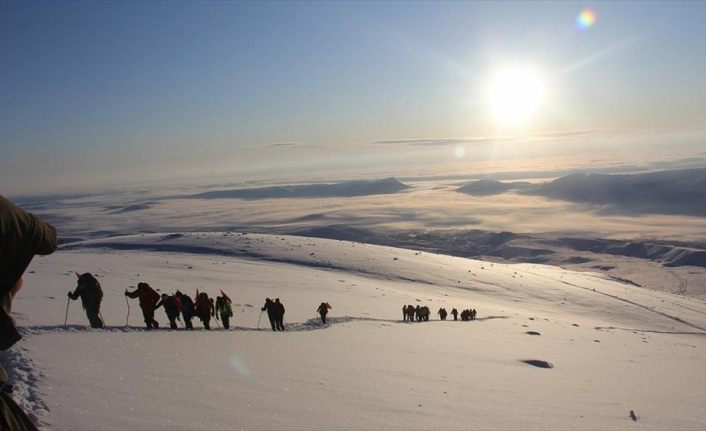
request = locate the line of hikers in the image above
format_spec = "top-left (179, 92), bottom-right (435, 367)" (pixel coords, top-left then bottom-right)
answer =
top-left (66, 273), bottom-right (234, 330)
top-left (66, 273), bottom-right (339, 332)
top-left (68, 272), bottom-right (477, 330)
top-left (404, 305), bottom-right (477, 322)
top-left (68, 273), bottom-right (333, 332)
top-left (123, 282), bottom-right (234, 330)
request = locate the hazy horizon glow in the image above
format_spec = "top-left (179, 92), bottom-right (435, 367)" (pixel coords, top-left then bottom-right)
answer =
top-left (2, 1), bottom-right (706, 195)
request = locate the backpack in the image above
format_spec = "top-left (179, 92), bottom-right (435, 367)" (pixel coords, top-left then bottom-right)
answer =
top-left (181, 296), bottom-right (194, 314)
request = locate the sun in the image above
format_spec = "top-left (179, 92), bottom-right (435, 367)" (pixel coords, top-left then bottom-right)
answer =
top-left (486, 66), bottom-right (545, 127)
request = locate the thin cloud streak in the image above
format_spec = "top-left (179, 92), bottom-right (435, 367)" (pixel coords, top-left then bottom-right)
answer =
top-left (559, 36), bottom-right (642, 76)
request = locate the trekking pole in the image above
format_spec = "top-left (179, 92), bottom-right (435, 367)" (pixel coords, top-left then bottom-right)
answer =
top-left (257, 310), bottom-right (263, 329)
top-left (63, 296), bottom-right (70, 327)
top-left (125, 295), bottom-right (130, 328)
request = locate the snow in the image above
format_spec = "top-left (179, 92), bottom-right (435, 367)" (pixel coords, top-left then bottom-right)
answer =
top-left (4, 232), bottom-right (706, 430)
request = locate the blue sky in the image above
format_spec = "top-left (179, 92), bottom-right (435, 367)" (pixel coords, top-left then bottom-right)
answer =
top-left (2, 1), bottom-right (706, 194)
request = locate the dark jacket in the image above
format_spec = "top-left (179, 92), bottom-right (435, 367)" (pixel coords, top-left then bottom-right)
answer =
top-left (0, 195), bottom-right (57, 350)
top-left (195, 293), bottom-right (214, 317)
top-left (274, 299), bottom-right (285, 318)
top-left (69, 273), bottom-right (103, 310)
top-left (126, 283), bottom-right (160, 311)
top-left (156, 295), bottom-right (182, 318)
top-left (317, 303), bottom-right (330, 316)
top-left (261, 299), bottom-right (275, 317)
top-left (179, 294), bottom-right (194, 316)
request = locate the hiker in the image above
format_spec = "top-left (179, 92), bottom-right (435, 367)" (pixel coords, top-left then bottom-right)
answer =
top-left (195, 292), bottom-right (214, 329)
top-left (415, 305), bottom-right (421, 322)
top-left (68, 272), bottom-right (104, 328)
top-left (402, 305), bottom-right (408, 322)
top-left (471, 309), bottom-right (477, 320)
top-left (421, 306), bottom-right (430, 321)
top-left (0, 195), bottom-right (57, 431)
top-left (405, 304), bottom-right (415, 322)
top-left (215, 291), bottom-right (233, 329)
top-left (451, 308), bottom-right (458, 321)
top-left (175, 290), bottom-right (194, 329)
top-left (460, 309), bottom-right (469, 321)
top-left (437, 307), bottom-right (447, 321)
top-left (261, 298), bottom-right (277, 331)
top-left (274, 298), bottom-right (285, 331)
top-left (317, 302), bottom-right (331, 324)
top-left (155, 293), bottom-right (182, 329)
top-left (125, 282), bottom-right (160, 329)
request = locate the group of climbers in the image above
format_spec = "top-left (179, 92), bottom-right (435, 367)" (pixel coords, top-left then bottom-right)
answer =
top-left (69, 278), bottom-right (234, 331)
top-left (122, 284), bottom-right (233, 330)
top-left (404, 305), bottom-right (479, 322)
top-left (261, 298), bottom-right (286, 331)
top-left (67, 274), bottom-right (474, 330)
top-left (402, 304), bottom-right (431, 322)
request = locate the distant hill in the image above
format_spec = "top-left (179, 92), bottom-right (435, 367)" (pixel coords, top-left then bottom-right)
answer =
top-left (457, 179), bottom-right (531, 196)
top-left (525, 168), bottom-right (706, 216)
top-left (183, 177), bottom-right (410, 200)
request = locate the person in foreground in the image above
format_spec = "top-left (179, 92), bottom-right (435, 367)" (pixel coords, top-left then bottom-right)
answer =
top-left (0, 195), bottom-right (58, 430)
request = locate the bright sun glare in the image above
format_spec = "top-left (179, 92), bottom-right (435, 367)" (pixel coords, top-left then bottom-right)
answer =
top-left (486, 66), bottom-right (545, 127)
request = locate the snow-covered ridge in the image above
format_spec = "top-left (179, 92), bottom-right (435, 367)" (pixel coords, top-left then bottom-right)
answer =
top-left (60, 232), bottom-right (706, 333)
top-left (6, 231), bottom-right (706, 430)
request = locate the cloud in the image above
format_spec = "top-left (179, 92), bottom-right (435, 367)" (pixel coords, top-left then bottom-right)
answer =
top-left (371, 138), bottom-right (497, 147)
top-left (530, 129), bottom-right (600, 139)
top-left (265, 142), bottom-right (300, 147)
top-left (372, 130), bottom-right (601, 147)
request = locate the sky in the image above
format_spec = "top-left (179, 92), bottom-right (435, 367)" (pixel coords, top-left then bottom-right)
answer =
top-left (2, 1), bottom-right (706, 195)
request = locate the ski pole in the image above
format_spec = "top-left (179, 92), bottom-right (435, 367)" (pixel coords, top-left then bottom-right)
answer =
top-left (257, 310), bottom-right (263, 329)
top-left (64, 296), bottom-right (70, 326)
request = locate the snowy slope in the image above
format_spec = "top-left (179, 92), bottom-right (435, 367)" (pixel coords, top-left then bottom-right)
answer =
top-left (4, 232), bottom-right (706, 430)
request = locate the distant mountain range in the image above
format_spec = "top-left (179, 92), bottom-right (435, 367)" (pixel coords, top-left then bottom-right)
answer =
top-left (457, 168), bottom-right (706, 216)
top-left (183, 177), bottom-right (410, 200)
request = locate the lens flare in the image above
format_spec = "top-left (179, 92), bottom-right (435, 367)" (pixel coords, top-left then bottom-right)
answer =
top-left (576, 9), bottom-right (597, 30)
top-left (229, 356), bottom-right (252, 378)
